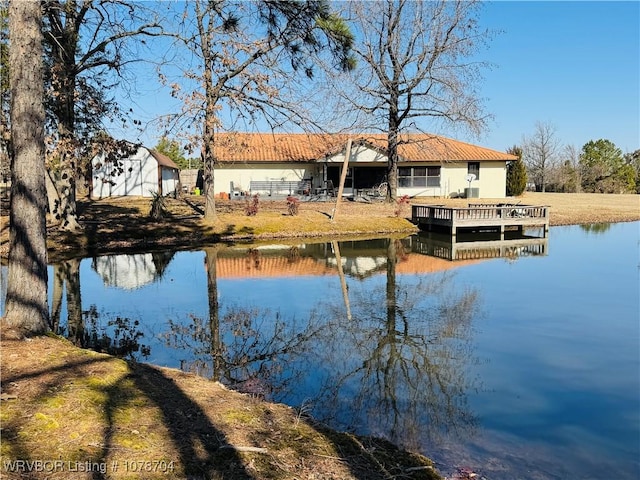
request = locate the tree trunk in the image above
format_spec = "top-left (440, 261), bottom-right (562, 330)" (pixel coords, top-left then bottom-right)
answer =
top-left (201, 89), bottom-right (217, 220)
top-left (50, 66), bottom-right (82, 230)
top-left (45, 5), bottom-right (83, 232)
top-left (46, 166), bottom-right (81, 231)
top-left (2, 0), bottom-right (50, 337)
top-left (205, 247), bottom-right (222, 379)
top-left (201, 104), bottom-right (217, 221)
top-left (203, 139), bottom-right (216, 221)
top-left (196, 0), bottom-right (217, 222)
top-left (387, 107), bottom-right (399, 202)
top-left (51, 162), bottom-right (82, 231)
top-left (49, 79), bottom-right (82, 231)
top-left (65, 259), bottom-right (83, 346)
top-left (50, 264), bottom-right (65, 333)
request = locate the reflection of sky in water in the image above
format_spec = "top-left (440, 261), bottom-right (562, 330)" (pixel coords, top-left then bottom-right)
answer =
top-left (452, 222), bottom-right (639, 479)
top-left (1, 222), bottom-right (638, 480)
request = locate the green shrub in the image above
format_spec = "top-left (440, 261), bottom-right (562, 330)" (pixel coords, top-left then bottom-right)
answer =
top-left (506, 158), bottom-right (527, 196)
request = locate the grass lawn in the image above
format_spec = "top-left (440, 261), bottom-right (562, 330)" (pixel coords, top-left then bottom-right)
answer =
top-left (0, 335), bottom-right (440, 480)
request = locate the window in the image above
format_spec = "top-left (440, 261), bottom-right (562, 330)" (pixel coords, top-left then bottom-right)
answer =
top-left (399, 166), bottom-right (440, 187)
top-left (468, 162), bottom-right (480, 180)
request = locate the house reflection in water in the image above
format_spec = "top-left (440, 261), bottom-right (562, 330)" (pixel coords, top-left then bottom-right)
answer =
top-left (212, 230), bottom-right (547, 281)
top-left (213, 239), bottom-right (480, 281)
top-left (91, 251), bottom-right (176, 289)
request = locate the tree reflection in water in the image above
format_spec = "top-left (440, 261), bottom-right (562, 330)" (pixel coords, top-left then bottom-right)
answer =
top-left (161, 247), bottom-right (324, 399)
top-left (303, 238), bottom-right (481, 452)
top-left (49, 253), bottom-right (171, 360)
top-left (159, 239), bottom-right (482, 455)
top-left (579, 223), bottom-right (612, 234)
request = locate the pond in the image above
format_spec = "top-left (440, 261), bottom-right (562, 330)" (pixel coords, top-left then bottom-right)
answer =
top-left (1, 222), bottom-right (638, 480)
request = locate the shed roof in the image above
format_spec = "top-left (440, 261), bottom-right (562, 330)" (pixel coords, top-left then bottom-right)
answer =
top-left (149, 149), bottom-right (180, 170)
top-left (213, 133), bottom-right (517, 163)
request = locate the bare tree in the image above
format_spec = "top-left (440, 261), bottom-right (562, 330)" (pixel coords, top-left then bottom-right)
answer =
top-left (2, 0), bottom-right (49, 337)
top-left (521, 121), bottom-right (561, 192)
top-left (557, 143), bottom-right (581, 192)
top-left (162, 0), bottom-right (353, 220)
top-left (41, 0), bottom-right (161, 231)
top-left (330, 0), bottom-right (493, 201)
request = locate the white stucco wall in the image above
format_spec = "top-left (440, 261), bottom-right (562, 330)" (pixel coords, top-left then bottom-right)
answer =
top-left (215, 163), bottom-right (322, 194)
top-left (92, 148), bottom-right (160, 198)
top-left (326, 144), bottom-right (387, 163)
top-left (161, 168), bottom-right (179, 196)
top-left (212, 157), bottom-right (507, 199)
top-left (443, 161), bottom-right (506, 198)
top-left (396, 161), bottom-right (506, 198)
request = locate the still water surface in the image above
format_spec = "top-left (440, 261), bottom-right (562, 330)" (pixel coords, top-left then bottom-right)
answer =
top-left (2, 222), bottom-right (638, 479)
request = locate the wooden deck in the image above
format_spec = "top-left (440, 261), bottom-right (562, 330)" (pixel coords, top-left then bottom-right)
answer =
top-left (411, 203), bottom-right (550, 239)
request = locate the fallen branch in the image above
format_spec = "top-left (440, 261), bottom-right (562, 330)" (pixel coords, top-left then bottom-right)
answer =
top-left (219, 445), bottom-right (268, 454)
top-left (311, 453), bottom-right (347, 462)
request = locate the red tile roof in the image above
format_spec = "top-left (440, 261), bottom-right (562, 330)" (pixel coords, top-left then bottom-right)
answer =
top-left (214, 252), bottom-right (477, 279)
top-left (213, 133), bottom-right (517, 163)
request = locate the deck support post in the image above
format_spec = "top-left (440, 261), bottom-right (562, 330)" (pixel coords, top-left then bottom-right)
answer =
top-left (500, 225), bottom-right (505, 241)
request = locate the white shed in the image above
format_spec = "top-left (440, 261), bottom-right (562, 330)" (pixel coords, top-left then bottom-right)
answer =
top-left (92, 146), bottom-right (180, 199)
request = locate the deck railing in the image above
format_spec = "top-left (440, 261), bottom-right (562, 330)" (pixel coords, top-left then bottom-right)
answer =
top-left (412, 204), bottom-right (548, 224)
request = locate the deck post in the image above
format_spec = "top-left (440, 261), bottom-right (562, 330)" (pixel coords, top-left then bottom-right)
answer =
top-left (500, 224), bottom-right (505, 240)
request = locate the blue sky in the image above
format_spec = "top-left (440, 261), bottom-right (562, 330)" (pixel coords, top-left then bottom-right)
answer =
top-left (464, 1), bottom-right (640, 153)
top-left (119, 1), bottom-right (639, 155)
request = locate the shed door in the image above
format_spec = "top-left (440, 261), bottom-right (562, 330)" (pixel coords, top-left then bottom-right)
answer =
top-left (124, 159), bottom-right (143, 196)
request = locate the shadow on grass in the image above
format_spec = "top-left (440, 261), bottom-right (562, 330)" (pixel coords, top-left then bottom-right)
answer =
top-left (183, 197), bottom-right (205, 216)
top-left (0, 336), bottom-right (439, 480)
top-left (0, 339), bottom-right (255, 480)
top-left (48, 200), bottom-right (227, 262)
top-left (128, 362), bottom-right (255, 480)
top-left (221, 224), bottom-right (256, 237)
top-left (0, 349), bottom-right (121, 480)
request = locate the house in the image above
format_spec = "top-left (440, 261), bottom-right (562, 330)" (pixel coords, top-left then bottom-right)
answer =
top-left (213, 133), bottom-right (517, 198)
top-left (91, 146), bottom-right (180, 199)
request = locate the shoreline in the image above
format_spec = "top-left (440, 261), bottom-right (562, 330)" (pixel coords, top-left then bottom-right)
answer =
top-left (0, 334), bottom-right (443, 480)
top-left (1, 192), bottom-right (638, 263)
